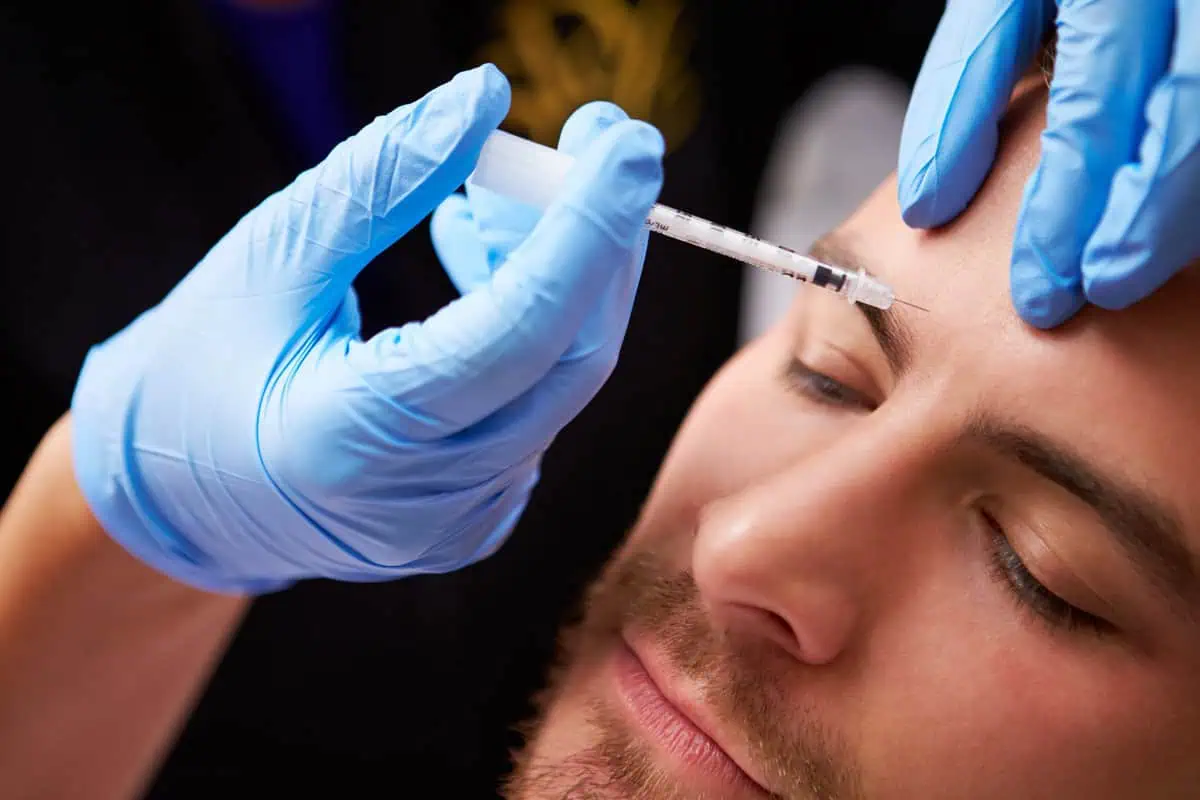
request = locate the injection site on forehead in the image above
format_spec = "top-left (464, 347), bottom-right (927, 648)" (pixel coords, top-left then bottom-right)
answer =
top-left (806, 234), bottom-right (915, 376)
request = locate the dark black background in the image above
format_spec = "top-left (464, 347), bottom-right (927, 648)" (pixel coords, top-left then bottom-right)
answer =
top-left (0, 1), bottom-right (944, 795)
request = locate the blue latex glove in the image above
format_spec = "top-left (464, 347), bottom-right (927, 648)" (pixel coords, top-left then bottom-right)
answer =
top-left (70, 65), bottom-right (664, 594)
top-left (898, 0), bottom-right (1200, 328)
top-left (431, 101), bottom-right (635, 335)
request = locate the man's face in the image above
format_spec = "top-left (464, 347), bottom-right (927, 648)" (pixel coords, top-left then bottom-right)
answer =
top-left (506, 84), bottom-right (1200, 799)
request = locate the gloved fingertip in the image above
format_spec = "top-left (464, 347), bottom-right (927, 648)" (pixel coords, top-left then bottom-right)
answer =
top-left (407, 64), bottom-right (512, 148)
top-left (897, 74), bottom-right (1008, 230)
top-left (618, 119), bottom-right (667, 162)
top-left (1078, 171), bottom-right (1193, 312)
top-left (895, 149), bottom-right (938, 227)
top-left (897, 182), bottom-right (946, 229)
top-left (564, 120), bottom-right (664, 243)
top-left (459, 65), bottom-right (513, 150)
top-left (896, 143), bottom-right (993, 230)
top-left (1081, 280), bottom-right (1133, 312)
top-left (1012, 290), bottom-right (1086, 329)
top-left (1010, 253), bottom-right (1087, 329)
top-left (471, 62), bottom-right (514, 113)
top-left (402, 64), bottom-right (511, 172)
top-left (1080, 251), bottom-right (1160, 311)
top-left (558, 101), bottom-right (631, 156)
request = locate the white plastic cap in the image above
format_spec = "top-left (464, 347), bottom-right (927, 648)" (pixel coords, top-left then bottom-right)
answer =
top-left (467, 129), bottom-right (574, 211)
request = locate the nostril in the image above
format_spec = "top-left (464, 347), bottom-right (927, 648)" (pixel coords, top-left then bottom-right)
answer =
top-left (723, 603), bottom-right (805, 662)
top-left (764, 609), bottom-right (793, 638)
top-left (762, 609), bottom-right (804, 659)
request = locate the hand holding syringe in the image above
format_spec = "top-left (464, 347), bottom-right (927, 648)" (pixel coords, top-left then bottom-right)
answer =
top-left (469, 129), bottom-right (923, 312)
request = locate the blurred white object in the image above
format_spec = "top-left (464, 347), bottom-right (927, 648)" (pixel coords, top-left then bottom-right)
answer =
top-left (740, 67), bottom-right (910, 344)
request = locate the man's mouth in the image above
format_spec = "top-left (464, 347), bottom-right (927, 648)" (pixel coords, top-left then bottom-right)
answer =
top-left (611, 633), bottom-right (777, 798)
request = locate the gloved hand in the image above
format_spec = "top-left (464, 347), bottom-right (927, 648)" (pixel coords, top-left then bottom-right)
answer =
top-left (432, 100), bottom-right (635, 326)
top-left (898, 0), bottom-right (1200, 328)
top-left (70, 65), bottom-right (664, 594)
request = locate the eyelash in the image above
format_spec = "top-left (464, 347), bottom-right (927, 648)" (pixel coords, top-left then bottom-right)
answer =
top-left (785, 360), bottom-right (1112, 637)
top-left (784, 360), bottom-right (877, 411)
top-left (980, 511), bottom-right (1112, 636)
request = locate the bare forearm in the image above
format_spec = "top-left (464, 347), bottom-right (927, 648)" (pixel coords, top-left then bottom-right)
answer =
top-left (0, 415), bottom-right (249, 799)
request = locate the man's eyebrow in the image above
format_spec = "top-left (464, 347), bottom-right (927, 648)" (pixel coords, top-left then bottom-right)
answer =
top-left (967, 416), bottom-right (1197, 616)
top-left (806, 235), bottom-right (914, 375)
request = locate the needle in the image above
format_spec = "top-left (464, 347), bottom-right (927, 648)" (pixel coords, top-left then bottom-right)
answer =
top-left (894, 298), bottom-right (929, 312)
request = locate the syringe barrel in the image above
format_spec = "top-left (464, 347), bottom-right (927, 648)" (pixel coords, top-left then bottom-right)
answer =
top-left (468, 129), bottom-right (572, 210)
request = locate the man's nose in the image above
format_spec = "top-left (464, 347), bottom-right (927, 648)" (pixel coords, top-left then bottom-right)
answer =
top-left (692, 428), bottom-right (931, 666)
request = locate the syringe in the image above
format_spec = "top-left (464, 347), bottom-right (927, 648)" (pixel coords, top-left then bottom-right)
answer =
top-left (468, 128), bottom-right (905, 312)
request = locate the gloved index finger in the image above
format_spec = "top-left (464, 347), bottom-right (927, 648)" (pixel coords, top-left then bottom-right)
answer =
top-left (354, 119), bottom-right (664, 436)
top-left (220, 64), bottom-right (511, 296)
top-left (1080, 0), bottom-right (1200, 311)
top-left (898, 0), bottom-right (1051, 229)
top-left (1010, 0), bottom-right (1176, 327)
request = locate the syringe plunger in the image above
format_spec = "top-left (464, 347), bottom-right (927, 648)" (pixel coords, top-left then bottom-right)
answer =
top-left (469, 129), bottom-right (574, 212)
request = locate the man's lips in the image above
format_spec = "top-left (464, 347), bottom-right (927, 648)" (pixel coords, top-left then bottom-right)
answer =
top-left (613, 634), bottom-right (777, 797)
